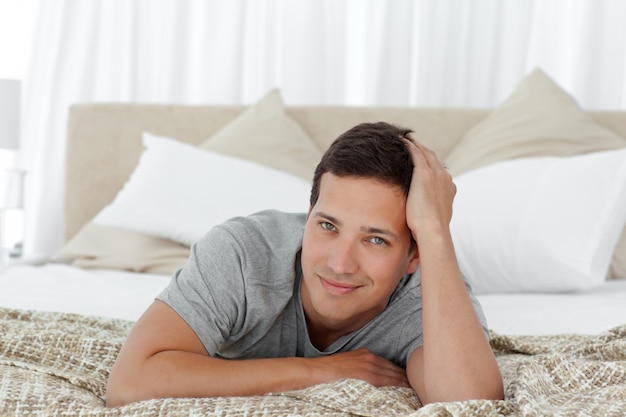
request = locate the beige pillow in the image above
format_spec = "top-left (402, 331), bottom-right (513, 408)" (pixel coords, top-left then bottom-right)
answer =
top-left (52, 223), bottom-right (189, 275)
top-left (201, 88), bottom-right (323, 180)
top-left (445, 69), bottom-right (626, 175)
top-left (445, 68), bottom-right (626, 278)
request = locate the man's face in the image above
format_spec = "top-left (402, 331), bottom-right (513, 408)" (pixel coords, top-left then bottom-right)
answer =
top-left (300, 173), bottom-right (420, 343)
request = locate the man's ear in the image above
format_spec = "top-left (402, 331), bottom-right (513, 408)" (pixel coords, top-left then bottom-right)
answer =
top-left (406, 246), bottom-right (420, 274)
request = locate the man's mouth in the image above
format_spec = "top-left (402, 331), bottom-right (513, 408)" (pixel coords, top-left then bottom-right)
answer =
top-left (319, 276), bottom-right (361, 296)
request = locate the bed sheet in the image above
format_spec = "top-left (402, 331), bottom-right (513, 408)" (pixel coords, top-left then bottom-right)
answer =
top-left (0, 264), bottom-right (171, 321)
top-left (1, 263), bottom-right (625, 336)
top-left (477, 279), bottom-right (626, 336)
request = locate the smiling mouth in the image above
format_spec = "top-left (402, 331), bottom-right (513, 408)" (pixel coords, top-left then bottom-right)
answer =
top-left (319, 276), bottom-right (361, 296)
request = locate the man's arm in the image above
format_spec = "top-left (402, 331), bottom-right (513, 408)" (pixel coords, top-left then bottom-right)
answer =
top-left (402, 139), bottom-right (504, 404)
top-left (105, 300), bottom-right (409, 407)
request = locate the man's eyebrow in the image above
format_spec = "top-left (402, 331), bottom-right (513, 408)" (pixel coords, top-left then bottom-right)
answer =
top-left (314, 211), bottom-right (342, 226)
top-left (361, 226), bottom-right (399, 242)
top-left (314, 211), bottom-right (399, 241)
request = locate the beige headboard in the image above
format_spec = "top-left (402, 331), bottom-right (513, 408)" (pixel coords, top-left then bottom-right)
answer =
top-left (64, 103), bottom-right (626, 241)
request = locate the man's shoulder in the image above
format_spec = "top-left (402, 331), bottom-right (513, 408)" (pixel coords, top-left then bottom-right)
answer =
top-left (199, 210), bottom-right (306, 266)
top-left (246, 209), bottom-right (307, 230)
top-left (216, 210), bottom-right (305, 289)
top-left (219, 210), bottom-right (307, 241)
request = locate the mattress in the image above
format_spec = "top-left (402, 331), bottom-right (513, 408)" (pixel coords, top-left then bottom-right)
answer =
top-left (0, 264), bottom-right (171, 321)
top-left (478, 279), bottom-right (626, 335)
top-left (1, 263), bottom-right (625, 336)
top-left (3, 263), bottom-right (626, 416)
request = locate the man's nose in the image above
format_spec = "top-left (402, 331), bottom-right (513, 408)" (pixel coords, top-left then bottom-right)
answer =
top-left (327, 238), bottom-right (359, 275)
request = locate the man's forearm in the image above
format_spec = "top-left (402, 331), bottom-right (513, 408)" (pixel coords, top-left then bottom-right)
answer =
top-left (105, 299), bottom-right (326, 407)
top-left (106, 346), bottom-right (409, 407)
top-left (409, 228), bottom-right (503, 403)
top-left (106, 352), bottom-right (318, 407)
top-left (399, 138), bottom-right (503, 403)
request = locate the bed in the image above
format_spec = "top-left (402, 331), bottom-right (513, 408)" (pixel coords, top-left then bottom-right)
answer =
top-left (2, 68), bottom-right (626, 416)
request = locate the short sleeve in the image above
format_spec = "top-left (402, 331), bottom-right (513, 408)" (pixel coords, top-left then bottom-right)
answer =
top-left (157, 224), bottom-right (247, 355)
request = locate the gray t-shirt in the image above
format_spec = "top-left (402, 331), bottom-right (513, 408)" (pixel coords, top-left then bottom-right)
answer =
top-left (158, 209), bottom-right (488, 368)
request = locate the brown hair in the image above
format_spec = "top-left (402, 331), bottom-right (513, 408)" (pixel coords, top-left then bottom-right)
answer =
top-left (310, 121), bottom-right (414, 207)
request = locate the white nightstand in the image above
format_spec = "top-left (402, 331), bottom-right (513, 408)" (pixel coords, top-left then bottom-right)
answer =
top-left (0, 168), bottom-right (26, 268)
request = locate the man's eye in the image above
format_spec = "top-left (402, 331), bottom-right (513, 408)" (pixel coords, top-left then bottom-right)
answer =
top-left (320, 221), bottom-right (336, 232)
top-left (369, 236), bottom-right (388, 246)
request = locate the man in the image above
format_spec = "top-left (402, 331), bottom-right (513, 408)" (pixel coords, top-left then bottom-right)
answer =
top-left (106, 122), bottom-right (503, 407)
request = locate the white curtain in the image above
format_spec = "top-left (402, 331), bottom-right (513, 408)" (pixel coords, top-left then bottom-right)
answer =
top-left (20, 0), bottom-right (626, 258)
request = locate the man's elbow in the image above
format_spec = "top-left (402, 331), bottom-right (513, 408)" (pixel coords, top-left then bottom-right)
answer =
top-left (105, 383), bottom-right (126, 408)
top-left (485, 378), bottom-right (505, 401)
top-left (419, 377), bottom-right (504, 405)
top-left (463, 379), bottom-right (504, 402)
top-left (470, 367), bottom-right (505, 402)
top-left (105, 365), bottom-right (149, 407)
top-left (105, 372), bottom-right (131, 407)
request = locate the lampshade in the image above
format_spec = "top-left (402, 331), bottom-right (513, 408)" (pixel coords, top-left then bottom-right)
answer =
top-left (0, 79), bottom-right (20, 150)
top-left (0, 169), bottom-right (24, 209)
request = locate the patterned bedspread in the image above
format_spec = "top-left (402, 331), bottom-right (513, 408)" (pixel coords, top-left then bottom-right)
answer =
top-left (1, 307), bottom-right (625, 416)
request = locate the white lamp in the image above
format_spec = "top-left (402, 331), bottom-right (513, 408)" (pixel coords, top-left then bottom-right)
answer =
top-left (0, 79), bottom-right (24, 260)
top-left (0, 80), bottom-right (20, 151)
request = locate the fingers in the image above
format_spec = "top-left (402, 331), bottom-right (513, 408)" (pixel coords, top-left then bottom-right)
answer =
top-left (318, 348), bottom-right (410, 388)
top-left (401, 137), bottom-right (456, 230)
top-left (403, 138), bottom-right (447, 173)
top-left (354, 348), bottom-right (409, 387)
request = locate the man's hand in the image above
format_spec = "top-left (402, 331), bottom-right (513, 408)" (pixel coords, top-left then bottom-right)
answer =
top-left (311, 348), bottom-right (409, 388)
top-left (402, 138), bottom-right (455, 237)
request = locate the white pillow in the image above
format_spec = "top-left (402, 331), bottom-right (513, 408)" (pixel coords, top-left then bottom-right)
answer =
top-left (450, 147), bottom-right (626, 294)
top-left (443, 69), bottom-right (626, 279)
top-left (93, 133), bottom-right (312, 246)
